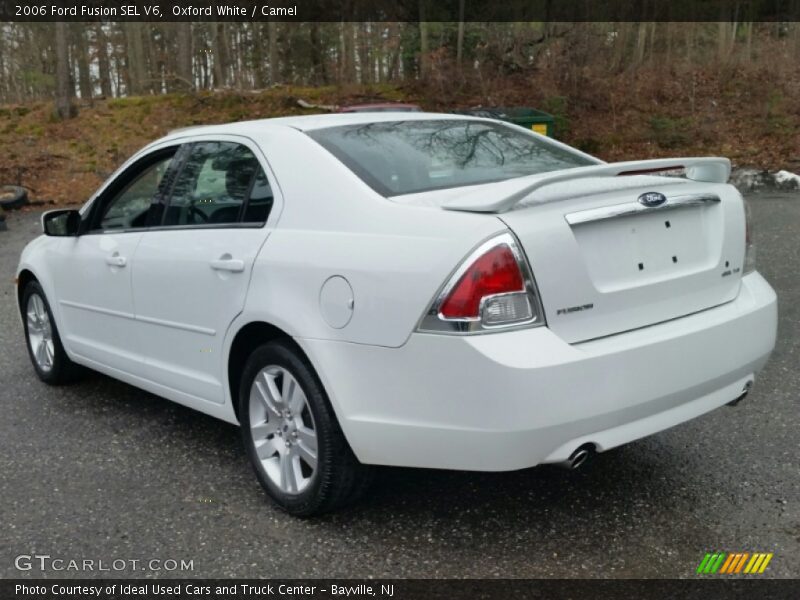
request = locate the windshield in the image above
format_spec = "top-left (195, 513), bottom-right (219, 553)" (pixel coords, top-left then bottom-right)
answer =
top-left (308, 119), bottom-right (596, 196)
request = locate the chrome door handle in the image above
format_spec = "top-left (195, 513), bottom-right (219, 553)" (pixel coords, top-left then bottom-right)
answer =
top-left (210, 258), bottom-right (245, 273)
top-left (105, 254), bottom-right (127, 267)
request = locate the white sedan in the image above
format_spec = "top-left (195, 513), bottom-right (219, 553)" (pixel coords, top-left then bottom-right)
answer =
top-left (16, 113), bottom-right (777, 515)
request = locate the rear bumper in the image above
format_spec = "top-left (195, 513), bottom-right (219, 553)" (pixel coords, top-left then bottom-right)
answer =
top-left (301, 272), bottom-right (777, 471)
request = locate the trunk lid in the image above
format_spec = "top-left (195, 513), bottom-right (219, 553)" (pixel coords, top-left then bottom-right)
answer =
top-left (498, 177), bottom-right (746, 342)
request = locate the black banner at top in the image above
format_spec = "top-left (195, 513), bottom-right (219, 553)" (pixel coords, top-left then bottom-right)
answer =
top-left (3, 0), bottom-right (800, 22)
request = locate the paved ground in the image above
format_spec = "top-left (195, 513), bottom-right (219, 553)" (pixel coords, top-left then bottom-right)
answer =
top-left (0, 195), bottom-right (797, 579)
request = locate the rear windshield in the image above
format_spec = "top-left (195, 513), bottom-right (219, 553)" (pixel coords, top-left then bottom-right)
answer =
top-left (308, 119), bottom-right (596, 196)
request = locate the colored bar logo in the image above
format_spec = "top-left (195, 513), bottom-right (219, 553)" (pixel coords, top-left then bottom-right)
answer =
top-left (696, 552), bottom-right (773, 574)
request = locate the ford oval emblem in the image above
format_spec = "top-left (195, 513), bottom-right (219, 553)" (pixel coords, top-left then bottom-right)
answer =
top-left (638, 192), bottom-right (667, 207)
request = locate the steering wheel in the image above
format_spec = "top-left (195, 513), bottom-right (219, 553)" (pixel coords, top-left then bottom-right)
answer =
top-left (187, 200), bottom-right (209, 224)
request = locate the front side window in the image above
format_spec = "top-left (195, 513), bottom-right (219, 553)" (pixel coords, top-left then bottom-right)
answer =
top-left (308, 119), bottom-right (597, 196)
top-left (163, 142), bottom-right (260, 226)
top-left (97, 154), bottom-right (174, 230)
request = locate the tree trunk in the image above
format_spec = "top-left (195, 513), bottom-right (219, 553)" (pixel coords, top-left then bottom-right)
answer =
top-left (72, 25), bottom-right (92, 101)
top-left (358, 23), bottom-right (371, 83)
top-left (252, 24), bottom-right (265, 89)
top-left (340, 22), bottom-right (356, 83)
top-left (418, 0), bottom-right (430, 79)
top-left (176, 23), bottom-right (193, 90)
top-left (634, 22), bottom-right (648, 66)
top-left (54, 22), bottom-right (76, 119)
top-left (95, 24), bottom-right (113, 97)
top-left (212, 23), bottom-right (228, 88)
top-left (685, 22), bottom-right (695, 63)
top-left (456, 0), bottom-right (465, 68)
top-left (143, 25), bottom-right (158, 93)
top-left (268, 21), bottom-right (278, 84)
top-left (126, 23), bottom-right (147, 95)
top-left (745, 21), bottom-right (753, 61)
top-left (309, 23), bottom-right (325, 85)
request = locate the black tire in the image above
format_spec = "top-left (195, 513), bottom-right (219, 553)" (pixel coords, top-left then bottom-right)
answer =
top-left (0, 185), bottom-right (28, 210)
top-left (21, 281), bottom-right (83, 384)
top-left (239, 340), bottom-right (372, 516)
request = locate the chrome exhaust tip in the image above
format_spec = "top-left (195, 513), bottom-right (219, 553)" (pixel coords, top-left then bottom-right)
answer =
top-left (556, 445), bottom-right (594, 470)
top-left (727, 380), bottom-right (754, 407)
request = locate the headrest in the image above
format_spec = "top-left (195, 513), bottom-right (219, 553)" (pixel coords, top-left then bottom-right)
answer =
top-left (225, 159), bottom-right (257, 199)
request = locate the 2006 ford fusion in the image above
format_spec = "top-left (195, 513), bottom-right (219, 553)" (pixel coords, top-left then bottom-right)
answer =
top-left (16, 113), bottom-right (777, 515)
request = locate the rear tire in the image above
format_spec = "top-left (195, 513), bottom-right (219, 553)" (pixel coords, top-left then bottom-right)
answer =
top-left (239, 340), bottom-right (372, 516)
top-left (22, 281), bottom-right (83, 384)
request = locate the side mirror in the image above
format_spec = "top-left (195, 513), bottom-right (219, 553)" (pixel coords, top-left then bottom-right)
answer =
top-left (42, 209), bottom-right (81, 237)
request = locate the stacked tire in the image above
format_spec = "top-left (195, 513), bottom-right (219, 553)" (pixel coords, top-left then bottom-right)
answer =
top-left (0, 186), bottom-right (28, 231)
top-left (0, 185), bottom-right (28, 210)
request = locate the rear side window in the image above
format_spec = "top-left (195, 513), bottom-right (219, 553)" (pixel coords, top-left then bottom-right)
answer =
top-left (308, 119), bottom-right (596, 196)
top-left (164, 142), bottom-right (263, 226)
top-left (243, 168), bottom-right (273, 224)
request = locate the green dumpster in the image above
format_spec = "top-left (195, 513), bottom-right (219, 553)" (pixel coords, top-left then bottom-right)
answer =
top-left (452, 107), bottom-right (556, 137)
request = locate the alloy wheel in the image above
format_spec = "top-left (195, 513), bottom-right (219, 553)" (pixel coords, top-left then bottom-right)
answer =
top-left (26, 293), bottom-right (54, 373)
top-left (248, 365), bottom-right (318, 494)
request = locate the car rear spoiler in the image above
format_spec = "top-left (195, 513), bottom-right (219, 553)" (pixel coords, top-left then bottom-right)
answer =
top-left (442, 157), bottom-right (731, 213)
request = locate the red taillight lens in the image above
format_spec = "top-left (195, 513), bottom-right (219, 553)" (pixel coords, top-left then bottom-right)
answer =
top-left (439, 244), bottom-right (524, 319)
top-left (418, 233), bottom-right (545, 334)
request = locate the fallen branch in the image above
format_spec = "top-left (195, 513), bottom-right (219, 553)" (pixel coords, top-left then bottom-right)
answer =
top-left (297, 98), bottom-right (337, 112)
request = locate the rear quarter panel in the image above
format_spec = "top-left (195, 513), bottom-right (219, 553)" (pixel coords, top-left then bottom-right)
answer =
top-left (242, 127), bottom-right (505, 348)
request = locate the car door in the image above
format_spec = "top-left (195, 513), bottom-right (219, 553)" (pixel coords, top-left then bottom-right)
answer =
top-left (132, 138), bottom-right (277, 404)
top-left (53, 147), bottom-right (180, 375)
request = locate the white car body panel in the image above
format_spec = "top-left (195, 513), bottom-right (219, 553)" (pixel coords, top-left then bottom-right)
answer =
top-left (16, 112), bottom-right (778, 471)
top-left (302, 273), bottom-right (775, 470)
top-left (500, 180), bottom-right (745, 343)
top-left (53, 232), bottom-right (145, 375)
top-left (244, 125), bottom-right (503, 347)
top-left (132, 226), bottom-right (269, 404)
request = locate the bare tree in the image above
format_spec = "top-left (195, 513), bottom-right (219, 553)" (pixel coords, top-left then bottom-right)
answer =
top-left (72, 25), bottom-right (92, 100)
top-left (0, 21), bottom-right (794, 106)
top-left (456, 0), bottom-right (465, 68)
top-left (418, 4), bottom-right (429, 78)
top-left (212, 23), bottom-right (228, 88)
top-left (268, 21), bottom-right (278, 84)
top-left (176, 23), bottom-right (193, 90)
top-left (54, 22), bottom-right (76, 119)
top-left (94, 24), bottom-right (112, 97)
top-left (126, 23), bottom-right (146, 95)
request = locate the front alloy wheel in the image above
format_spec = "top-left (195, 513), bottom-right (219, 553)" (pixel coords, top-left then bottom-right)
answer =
top-left (26, 293), bottom-right (55, 373)
top-left (21, 281), bottom-right (82, 384)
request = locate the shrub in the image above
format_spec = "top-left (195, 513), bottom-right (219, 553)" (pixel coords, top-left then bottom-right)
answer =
top-left (649, 115), bottom-right (692, 149)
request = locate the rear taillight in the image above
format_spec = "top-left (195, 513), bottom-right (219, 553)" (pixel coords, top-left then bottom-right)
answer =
top-left (418, 233), bottom-right (545, 334)
top-left (744, 197), bottom-right (756, 274)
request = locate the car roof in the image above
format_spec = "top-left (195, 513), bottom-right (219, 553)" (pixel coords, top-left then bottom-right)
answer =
top-left (162, 111), bottom-right (489, 141)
